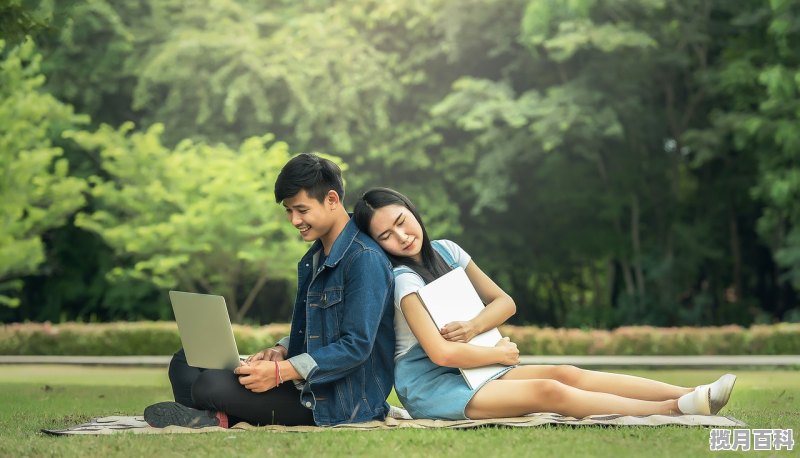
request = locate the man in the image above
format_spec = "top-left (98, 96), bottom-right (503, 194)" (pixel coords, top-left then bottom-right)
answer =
top-left (145, 153), bottom-right (395, 427)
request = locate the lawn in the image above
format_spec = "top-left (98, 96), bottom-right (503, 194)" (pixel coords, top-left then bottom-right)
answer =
top-left (0, 366), bottom-right (797, 457)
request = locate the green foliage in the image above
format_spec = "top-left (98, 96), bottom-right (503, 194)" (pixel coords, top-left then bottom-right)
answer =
top-left (520, 0), bottom-right (663, 57)
top-left (3, 0), bottom-right (800, 327)
top-left (0, 0), bottom-right (55, 47)
top-left (432, 0), bottom-right (678, 328)
top-left (686, 1), bottom-right (800, 299)
top-left (127, 0), bottom-right (404, 150)
top-left (0, 39), bottom-right (87, 307)
top-left (749, 9), bottom-right (800, 289)
top-left (69, 123), bottom-right (309, 322)
top-left (34, 0), bottom-right (138, 126)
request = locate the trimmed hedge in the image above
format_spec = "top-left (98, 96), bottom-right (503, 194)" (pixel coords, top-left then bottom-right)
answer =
top-left (1, 322), bottom-right (798, 356)
top-left (0, 322), bottom-right (289, 356)
top-left (500, 323), bottom-right (800, 355)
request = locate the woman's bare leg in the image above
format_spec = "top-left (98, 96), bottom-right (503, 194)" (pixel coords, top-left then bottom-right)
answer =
top-left (465, 379), bottom-right (680, 419)
top-left (499, 365), bottom-right (693, 401)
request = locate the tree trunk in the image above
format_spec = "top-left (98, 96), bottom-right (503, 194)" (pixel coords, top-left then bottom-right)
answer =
top-left (550, 274), bottom-right (567, 326)
top-left (729, 214), bottom-right (742, 301)
top-left (589, 262), bottom-right (604, 326)
top-left (229, 280), bottom-right (239, 323)
top-left (604, 259), bottom-right (616, 324)
top-left (590, 262), bottom-right (603, 308)
top-left (176, 269), bottom-right (200, 293)
top-left (237, 269), bottom-right (272, 322)
top-left (621, 259), bottom-right (635, 296)
top-left (631, 194), bottom-right (645, 296)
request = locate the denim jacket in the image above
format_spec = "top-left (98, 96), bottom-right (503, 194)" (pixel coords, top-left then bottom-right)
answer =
top-left (278, 218), bottom-right (395, 426)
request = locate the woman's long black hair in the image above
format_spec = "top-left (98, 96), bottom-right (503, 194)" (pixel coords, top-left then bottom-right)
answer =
top-left (353, 187), bottom-right (451, 283)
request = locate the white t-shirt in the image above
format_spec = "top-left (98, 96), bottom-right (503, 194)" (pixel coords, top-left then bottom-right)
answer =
top-left (392, 239), bottom-right (471, 360)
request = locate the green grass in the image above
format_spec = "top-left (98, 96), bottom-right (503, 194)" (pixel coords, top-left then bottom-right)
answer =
top-left (0, 366), bottom-right (797, 457)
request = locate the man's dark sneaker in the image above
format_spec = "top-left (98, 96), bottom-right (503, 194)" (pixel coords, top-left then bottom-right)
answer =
top-left (144, 402), bottom-right (220, 428)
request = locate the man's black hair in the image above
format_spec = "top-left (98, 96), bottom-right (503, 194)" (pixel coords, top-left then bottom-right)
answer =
top-left (274, 153), bottom-right (345, 203)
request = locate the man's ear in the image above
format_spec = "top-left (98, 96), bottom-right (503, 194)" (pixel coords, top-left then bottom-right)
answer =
top-left (326, 190), bottom-right (341, 210)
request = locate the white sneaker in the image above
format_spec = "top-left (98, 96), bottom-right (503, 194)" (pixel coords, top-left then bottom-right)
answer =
top-left (706, 374), bottom-right (737, 415)
top-left (387, 405), bottom-right (412, 420)
top-left (677, 385), bottom-right (711, 415)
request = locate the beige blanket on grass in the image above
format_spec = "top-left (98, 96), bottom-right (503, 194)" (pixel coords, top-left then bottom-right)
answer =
top-left (42, 413), bottom-right (746, 435)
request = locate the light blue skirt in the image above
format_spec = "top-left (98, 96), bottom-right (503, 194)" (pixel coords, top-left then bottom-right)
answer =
top-left (394, 344), bottom-right (514, 420)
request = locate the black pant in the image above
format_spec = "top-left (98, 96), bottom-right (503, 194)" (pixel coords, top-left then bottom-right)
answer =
top-left (167, 348), bottom-right (315, 426)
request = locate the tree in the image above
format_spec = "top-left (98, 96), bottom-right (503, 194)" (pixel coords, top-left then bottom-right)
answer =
top-left (34, 0), bottom-right (141, 130)
top-left (6, 0), bottom-right (797, 326)
top-left (69, 123), bottom-right (313, 322)
top-left (686, 0), bottom-right (800, 320)
top-left (0, 39), bottom-right (87, 307)
top-left (426, 0), bottom-right (779, 326)
top-left (126, 0), bottom-right (402, 149)
top-left (0, 0), bottom-right (56, 47)
top-left (430, 0), bottom-right (677, 325)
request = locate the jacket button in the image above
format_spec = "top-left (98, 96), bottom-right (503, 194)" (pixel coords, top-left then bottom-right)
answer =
top-left (305, 401), bottom-right (312, 408)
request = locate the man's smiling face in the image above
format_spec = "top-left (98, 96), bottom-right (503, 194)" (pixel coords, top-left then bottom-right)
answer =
top-left (282, 189), bottom-right (336, 242)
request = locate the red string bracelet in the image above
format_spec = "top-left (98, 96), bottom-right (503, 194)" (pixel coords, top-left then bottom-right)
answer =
top-left (274, 361), bottom-right (280, 386)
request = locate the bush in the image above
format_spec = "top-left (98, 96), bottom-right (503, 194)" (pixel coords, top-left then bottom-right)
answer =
top-left (497, 324), bottom-right (800, 355)
top-left (1, 322), bottom-right (798, 356)
top-left (0, 322), bottom-right (289, 356)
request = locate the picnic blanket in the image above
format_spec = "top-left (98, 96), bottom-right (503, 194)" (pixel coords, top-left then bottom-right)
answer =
top-left (42, 413), bottom-right (746, 435)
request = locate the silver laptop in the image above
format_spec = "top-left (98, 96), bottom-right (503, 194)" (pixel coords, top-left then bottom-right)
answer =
top-left (169, 291), bottom-right (244, 370)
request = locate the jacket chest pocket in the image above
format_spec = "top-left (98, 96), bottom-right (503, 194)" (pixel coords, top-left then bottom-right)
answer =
top-left (310, 288), bottom-right (343, 342)
top-left (315, 288), bottom-right (342, 309)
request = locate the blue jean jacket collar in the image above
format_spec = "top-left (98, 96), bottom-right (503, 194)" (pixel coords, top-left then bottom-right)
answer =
top-left (302, 216), bottom-right (360, 270)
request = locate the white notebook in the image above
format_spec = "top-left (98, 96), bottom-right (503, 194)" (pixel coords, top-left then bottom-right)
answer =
top-left (415, 267), bottom-right (509, 389)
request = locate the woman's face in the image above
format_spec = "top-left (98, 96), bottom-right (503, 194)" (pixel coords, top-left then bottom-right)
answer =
top-left (368, 204), bottom-right (424, 262)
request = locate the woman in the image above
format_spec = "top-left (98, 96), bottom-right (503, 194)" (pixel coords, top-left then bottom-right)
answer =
top-left (353, 187), bottom-right (737, 420)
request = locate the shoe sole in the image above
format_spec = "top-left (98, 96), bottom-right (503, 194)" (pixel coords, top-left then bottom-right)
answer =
top-left (710, 374), bottom-right (737, 415)
top-left (144, 402), bottom-right (219, 428)
top-left (701, 385), bottom-right (712, 415)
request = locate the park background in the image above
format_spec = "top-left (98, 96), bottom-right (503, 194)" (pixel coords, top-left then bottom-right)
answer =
top-left (1, 2), bottom-right (799, 456)
top-left (2, 0), bottom-right (799, 333)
